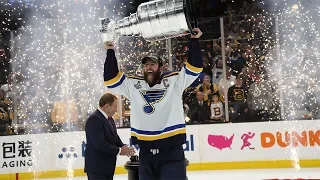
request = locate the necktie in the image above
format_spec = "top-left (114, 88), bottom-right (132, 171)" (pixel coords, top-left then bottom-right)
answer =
top-left (107, 117), bottom-right (116, 134)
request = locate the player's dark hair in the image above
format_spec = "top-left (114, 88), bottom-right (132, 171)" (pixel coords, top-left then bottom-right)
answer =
top-left (99, 93), bottom-right (117, 107)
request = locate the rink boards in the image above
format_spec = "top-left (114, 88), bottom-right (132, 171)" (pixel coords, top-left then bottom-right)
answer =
top-left (0, 120), bottom-right (319, 179)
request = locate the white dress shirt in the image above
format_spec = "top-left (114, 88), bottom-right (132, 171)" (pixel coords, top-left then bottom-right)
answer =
top-left (97, 107), bottom-right (121, 156)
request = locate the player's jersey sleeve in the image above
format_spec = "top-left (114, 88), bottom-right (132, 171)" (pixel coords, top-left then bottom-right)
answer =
top-left (175, 39), bottom-right (203, 93)
top-left (103, 49), bottom-right (131, 99)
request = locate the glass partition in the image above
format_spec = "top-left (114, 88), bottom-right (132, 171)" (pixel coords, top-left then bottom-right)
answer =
top-left (276, 8), bottom-right (320, 120)
top-left (222, 14), bottom-right (281, 123)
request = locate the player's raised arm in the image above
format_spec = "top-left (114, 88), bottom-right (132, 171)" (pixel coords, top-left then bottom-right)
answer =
top-left (175, 28), bottom-right (204, 91)
top-left (103, 43), bottom-right (130, 99)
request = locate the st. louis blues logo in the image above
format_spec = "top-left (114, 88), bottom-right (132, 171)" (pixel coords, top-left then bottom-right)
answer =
top-left (140, 89), bottom-right (167, 114)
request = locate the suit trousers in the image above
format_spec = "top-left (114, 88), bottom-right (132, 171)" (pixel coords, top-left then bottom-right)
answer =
top-left (87, 173), bottom-right (113, 180)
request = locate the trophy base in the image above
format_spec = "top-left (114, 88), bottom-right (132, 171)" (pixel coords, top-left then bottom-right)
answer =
top-left (124, 156), bottom-right (139, 180)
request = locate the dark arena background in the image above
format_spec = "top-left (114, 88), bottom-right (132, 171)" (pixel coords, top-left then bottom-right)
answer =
top-left (0, 0), bottom-right (320, 179)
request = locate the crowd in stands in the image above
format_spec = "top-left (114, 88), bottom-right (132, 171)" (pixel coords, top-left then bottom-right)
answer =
top-left (0, 36), bottom-right (14, 135)
top-left (119, 0), bottom-right (320, 126)
top-left (0, 0), bottom-right (319, 136)
top-left (117, 0), bottom-right (281, 126)
top-left (175, 6), bottom-right (320, 124)
top-left (170, 3), bottom-right (277, 124)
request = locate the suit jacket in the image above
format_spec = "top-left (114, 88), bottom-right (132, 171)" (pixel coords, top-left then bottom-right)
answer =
top-left (187, 100), bottom-right (210, 122)
top-left (84, 109), bottom-right (124, 175)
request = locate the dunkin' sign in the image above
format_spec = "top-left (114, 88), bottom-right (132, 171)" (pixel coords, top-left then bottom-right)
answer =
top-left (261, 130), bottom-right (320, 148)
top-left (207, 129), bottom-right (320, 151)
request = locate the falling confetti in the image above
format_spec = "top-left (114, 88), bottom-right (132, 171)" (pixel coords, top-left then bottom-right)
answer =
top-left (0, 0), bottom-right (318, 134)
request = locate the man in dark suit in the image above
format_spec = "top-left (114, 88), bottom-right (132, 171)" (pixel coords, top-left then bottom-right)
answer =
top-left (187, 91), bottom-right (210, 123)
top-left (84, 93), bottom-right (135, 180)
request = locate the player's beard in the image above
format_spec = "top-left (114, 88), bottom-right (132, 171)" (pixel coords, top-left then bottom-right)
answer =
top-left (144, 69), bottom-right (161, 87)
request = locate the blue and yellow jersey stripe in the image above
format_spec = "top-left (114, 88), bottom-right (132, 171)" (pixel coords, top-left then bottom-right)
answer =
top-left (127, 75), bottom-right (144, 80)
top-left (162, 71), bottom-right (179, 78)
top-left (184, 62), bottom-right (203, 76)
top-left (104, 72), bottom-right (126, 88)
top-left (130, 124), bottom-right (186, 141)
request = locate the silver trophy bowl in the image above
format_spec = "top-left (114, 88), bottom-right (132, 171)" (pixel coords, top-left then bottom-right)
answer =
top-left (100, 0), bottom-right (197, 43)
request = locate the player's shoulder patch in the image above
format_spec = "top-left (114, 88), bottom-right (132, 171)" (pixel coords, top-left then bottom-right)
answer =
top-left (161, 71), bottom-right (179, 78)
top-left (127, 75), bottom-right (144, 80)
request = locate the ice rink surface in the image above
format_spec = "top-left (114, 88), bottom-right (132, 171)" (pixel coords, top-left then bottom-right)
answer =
top-left (43, 168), bottom-right (320, 180)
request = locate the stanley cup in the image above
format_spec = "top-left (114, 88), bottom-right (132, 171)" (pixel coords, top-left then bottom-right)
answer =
top-left (100, 0), bottom-right (197, 43)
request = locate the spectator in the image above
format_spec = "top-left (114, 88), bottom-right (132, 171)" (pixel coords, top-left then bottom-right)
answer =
top-left (211, 57), bottom-right (224, 84)
top-left (228, 75), bottom-right (249, 122)
top-left (0, 47), bottom-right (10, 86)
top-left (247, 73), bottom-right (272, 121)
top-left (51, 98), bottom-right (80, 132)
top-left (209, 93), bottom-right (224, 122)
top-left (187, 91), bottom-right (210, 124)
top-left (196, 74), bottom-right (219, 102)
top-left (243, 65), bottom-right (258, 89)
top-left (202, 57), bottom-right (213, 77)
top-left (218, 67), bottom-right (236, 102)
top-left (0, 89), bottom-right (13, 135)
top-left (0, 88), bottom-right (11, 106)
top-left (1, 73), bottom-right (13, 98)
top-left (212, 40), bottom-right (222, 56)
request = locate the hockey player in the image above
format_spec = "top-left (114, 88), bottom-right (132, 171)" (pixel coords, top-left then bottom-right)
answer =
top-left (104, 28), bottom-right (203, 180)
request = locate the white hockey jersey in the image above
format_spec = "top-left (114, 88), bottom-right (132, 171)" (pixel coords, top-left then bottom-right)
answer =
top-left (104, 39), bottom-right (203, 149)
